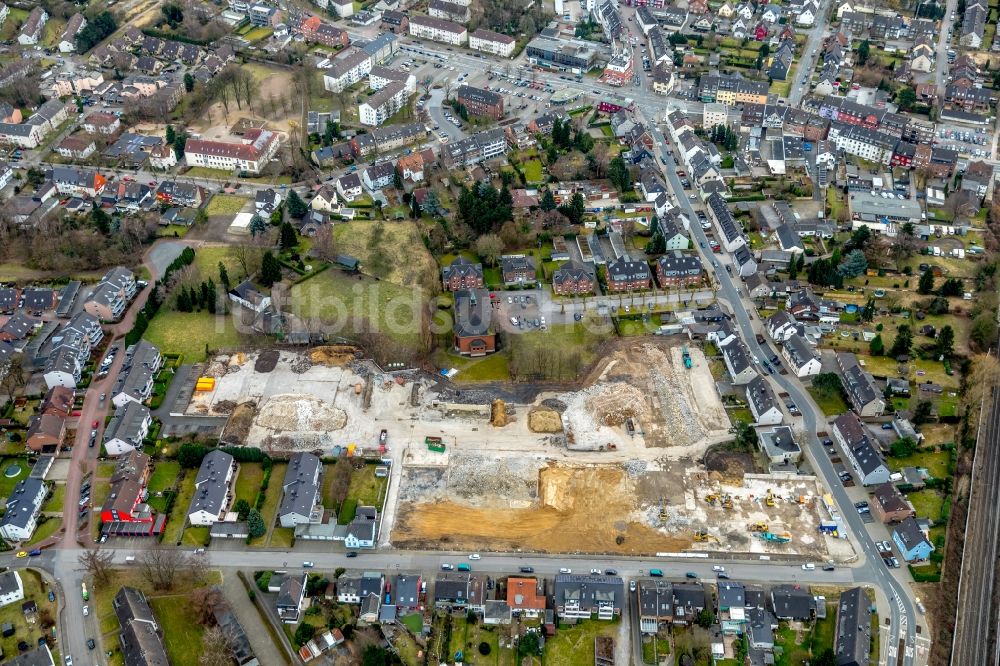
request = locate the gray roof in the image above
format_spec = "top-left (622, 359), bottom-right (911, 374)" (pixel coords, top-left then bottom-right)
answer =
top-left (776, 224), bottom-right (804, 251)
top-left (770, 584), bottom-right (814, 620)
top-left (22, 288), bottom-right (53, 310)
top-left (0, 570), bottom-right (21, 597)
top-left (211, 592), bottom-right (257, 666)
top-left (277, 574), bottom-right (306, 609)
top-left (784, 333), bottom-right (819, 369)
top-left (746, 375), bottom-right (778, 417)
top-left (834, 587), bottom-right (870, 666)
top-left (188, 449), bottom-right (234, 517)
top-left (757, 426), bottom-right (801, 459)
top-left (657, 251), bottom-right (702, 279)
top-left (360, 571), bottom-right (384, 597)
top-left (748, 607), bottom-right (775, 647)
top-left (1, 313), bottom-right (37, 339)
top-left (395, 573), bottom-right (421, 605)
top-left (841, 362), bottom-right (882, 412)
top-left (4, 645), bottom-right (55, 666)
top-left (113, 340), bottom-right (160, 402)
top-left (851, 437), bottom-right (887, 477)
top-left (457, 85), bottom-right (502, 107)
top-left (718, 581), bottom-right (745, 609)
top-left (347, 505), bottom-right (377, 543)
top-left (607, 256), bottom-right (651, 282)
top-left (453, 289), bottom-right (492, 337)
top-left (114, 586), bottom-right (170, 666)
top-left (362, 31), bottom-right (397, 56)
top-left (553, 574), bottom-right (624, 613)
top-left (278, 452), bottom-right (322, 521)
top-left (721, 337), bottom-right (753, 377)
top-left (638, 580), bottom-right (673, 618)
top-left (104, 401), bottom-right (151, 447)
top-left (893, 516), bottom-right (932, 553)
top-left (0, 477), bottom-right (45, 531)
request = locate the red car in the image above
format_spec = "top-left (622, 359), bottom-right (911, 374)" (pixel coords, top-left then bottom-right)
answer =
top-left (91, 420), bottom-right (99, 429)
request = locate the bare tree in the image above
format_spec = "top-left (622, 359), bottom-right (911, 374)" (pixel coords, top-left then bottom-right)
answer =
top-left (475, 233), bottom-right (504, 266)
top-left (188, 586), bottom-right (223, 626)
top-left (77, 549), bottom-right (116, 587)
top-left (311, 225), bottom-right (337, 262)
top-left (230, 243), bottom-right (264, 280)
top-left (236, 69), bottom-right (260, 115)
top-left (137, 546), bottom-right (189, 591)
top-left (199, 626), bottom-right (232, 666)
top-left (0, 353), bottom-right (25, 398)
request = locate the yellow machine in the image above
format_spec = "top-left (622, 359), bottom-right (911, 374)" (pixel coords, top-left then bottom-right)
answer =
top-left (705, 494), bottom-right (719, 505)
top-left (748, 522), bottom-right (768, 533)
top-left (693, 530), bottom-right (719, 542)
top-left (765, 489), bottom-right (776, 507)
top-left (722, 495), bottom-right (733, 509)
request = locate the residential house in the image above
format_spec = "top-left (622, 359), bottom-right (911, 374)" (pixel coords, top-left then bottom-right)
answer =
top-left (469, 28), bottom-right (515, 57)
top-left (155, 181), bottom-right (203, 207)
top-left (299, 16), bottom-right (350, 48)
top-left (49, 166), bottom-right (107, 199)
top-left (871, 482), bottom-right (914, 523)
top-left (114, 587), bottom-right (170, 666)
top-left (187, 449), bottom-right (236, 526)
top-left (345, 506), bottom-right (378, 549)
top-left (442, 257), bottom-right (484, 291)
top-left (721, 337), bottom-right (757, 385)
top-left (42, 347), bottom-right (82, 389)
top-left (553, 261), bottom-right (596, 295)
top-left (553, 574), bottom-right (624, 620)
top-left (428, 0), bottom-right (470, 22)
top-left (500, 256), bottom-right (536, 286)
top-left (606, 256), bottom-right (652, 292)
top-left (278, 453), bottom-right (322, 528)
top-left (892, 517), bottom-right (934, 562)
top-left (655, 252), bottom-right (702, 287)
top-left (39, 386), bottom-right (73, 419)
top-left (782, 333), bottom-right (822, 377)
top-left (396, 152), bottom-right (425, 183)
top-left (55, 135), bottom-right (96, 160)
top-left (101, 451), bottom-right (156, 527)
top-left (834, 587), bottom-right (871, 666)
top-left (83, 266), bottom-right (136, 322)
top-left (757, 425), bottom-right (802, 466)
top-left (770, 584), bottom-right (814, 621)
top-left (25, 414), bottom-right (65, 453)
top-left (58, 13), bottom-right (86, 52)
top-left (671, 583), bottom-right (707, 625)
top-left (362, 161), bottom-right (396, 191)
top-left (746, 375), bottom-right (783, 425)
top-left (507, 578), bottom-right (546, 618)
top-left (453, 289), bottom-right (495, 356)
top-left (0, 571), bottom-right (24, 608)
top-left (638, 580), bottom-right (673, 633)
top-left (17, 7), bottom-right (47, 45)
top-left (767, 311), bottom-right (798, 342)
top-left (0, 478), bottom-right (46, 542)
top-left (335, 172), bottom-right (363, 201)
top-left (833, 411), bottom-right (891, 485)
top-left (434, 573), bottom-right (486, 612)
top-left (277, 574), bottom-right (308, 623)
top-left (838, 352), bottom-right (886, 416)
top-left (110, 340), bottom-right (162, 408)
top-left (394, 574), bottom-right (422, 609)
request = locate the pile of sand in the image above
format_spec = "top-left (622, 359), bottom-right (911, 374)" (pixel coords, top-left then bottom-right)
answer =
top-left (528, 408), bottom-right (563, 433)
top-left (310, 345), bottom-right (359, 367)
top-left (254, 393), bottom-right (347, 431)
top-left (490, 399), bottom-right (510, 427)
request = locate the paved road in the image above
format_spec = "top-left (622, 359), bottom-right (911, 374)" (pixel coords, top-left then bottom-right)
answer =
top-left (647, 117), bottom-right (920, 666)
top-left (935, 0), bottom-right (960, 98)
top-left (788, 0), bottom-right (834, 106)
top-left (949, 353), bottom-right (1000, 666)
top-left (426, 88), bottom-right (467, 140)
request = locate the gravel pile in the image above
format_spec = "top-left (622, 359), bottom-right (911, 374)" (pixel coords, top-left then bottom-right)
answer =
top-left (541, 398), bottom-right (568, 412)
top-left (643, 345), bottom-right (702, 446)
top-left (622, 459), bottom-right (648, 477)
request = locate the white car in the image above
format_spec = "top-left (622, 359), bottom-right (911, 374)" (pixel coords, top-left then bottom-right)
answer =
top-left (590, 568), bottom-right (601, 574)
top-left (469, 553), bottom-right (481, 560)
top-left (712, 565), bottom-right (725, 572)
top-left (801, 563), bottom-right (815, 571)
top-left (82, 605), bottom-right (89, 616)
top-left (510, 317), bottom-right (519, 326)
top-left (559, 567), bottom-right (572, 574)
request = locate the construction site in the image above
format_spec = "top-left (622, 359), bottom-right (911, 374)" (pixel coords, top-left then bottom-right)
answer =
top-left (180, 343), bottom-right (852, 559)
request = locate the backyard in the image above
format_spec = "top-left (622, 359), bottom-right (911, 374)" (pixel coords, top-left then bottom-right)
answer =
top-left (203, 194), bottom-right (251, 218)
top-left (906, 489), bottom-right (947, 522)
top-left (346, 464), bottom-right (389, 508)
top-left (330, 220), bottom-right (439, 291)
top-left (886, 447), bottom-right (953, 481)
top-left (251, 462), bottom-right (286, 547)
top-left (543, 620), bottom-right (620, 666)
top-left (163, 470), bottom-right (197, 545)
top-left (0, 568), bottom-right (58, 660)
top-left (0, 457), bottom-right (30, 497)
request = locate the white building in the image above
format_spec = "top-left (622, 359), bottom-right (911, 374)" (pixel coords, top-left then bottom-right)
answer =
top-left (184, 129), bottom-right (280, 175)
top-left (469, 28), bottom-right (516, 57)
top-left (408, 14), bottom-right (468, 45)
top-left (0, 571), bottom-right (24, 607)
top-left (359, 80), bottom-right (409, 126)
top-left (0, 478), bottom-right (46, 542)
top-left (703, 102), bottom-right (728, 130)
top-left (187, 450), bottom-right (236, 526)
top-left (58, 13), bottom-right (86, 53)
top-left (322, 48), bottom-right (374, 93)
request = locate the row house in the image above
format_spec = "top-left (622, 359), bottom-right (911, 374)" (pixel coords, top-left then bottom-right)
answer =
top-left (428, 0), bottom-right (470, 22)
top-left (58, 13), bottom-right (86, 52)
top-left (707, 193), bottom-right (746, 252)
top-left (837, 353), bottom-right (886, 417)
top-left (638, 581), bottom-right (707, 630)
top-left (443, 127), bottom-right (508, 167)
top-left (945, 84), bottom-right (996, 112)
top-left (606, 256), bottom-right (652, 292)
top-left (349, 122), bottom-right (427, 157)
top-left (552, 261), bottom-right (596, 295)
top-left (833, 411), bottom-right (890, 485)
top-left (84, 266), bottom-right (137, 321)
top-left (103, 401), bottom-right (153, 456)
top-left (49, 166), bottom-right (107, 199)
top-left (299, 15), bottom-right (350, 48)
top-left (52, 70), bottom-right (105, 97)
top-left (469, 28), bottom-right (515, 57)
top-left (553, 575), bottom-right (624, 621)
top-left (827, 123), bottom-right (898, 165)
top-left (698, 74), bottom-right (769, 106)
top-left (111, 340), bottom-right (163, 408)
top-left (655, 252), bottom-right (703, 287)
top-left (442, 257), bottom-right (484, 291)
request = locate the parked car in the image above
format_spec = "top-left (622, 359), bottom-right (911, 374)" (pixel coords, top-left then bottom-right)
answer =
top-left (441, 563), bottom-right (454, 570)
top-left (346, 552), bottom-right (358, 558)
top-left (519, 566), bottom-right (534, 573)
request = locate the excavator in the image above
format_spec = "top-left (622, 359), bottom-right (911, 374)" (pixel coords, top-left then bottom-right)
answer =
top-left (747, 522), bottom-right (768, 533)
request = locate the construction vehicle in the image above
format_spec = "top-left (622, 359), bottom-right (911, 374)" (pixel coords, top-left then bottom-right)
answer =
top-left (658, 497), bottom-right (668, 522)
top-left (748, 522), bottom-right (768, 533)
top-left (425, 436), bottom-right (446, 453)
top-left (682, 346), bottom-right (692, 369)
top-left (693, 530), bottom-right (719, 543)
top-left (765, 489), bottom-right (776, 507)
top-left (704, 494), bottom-right (719, 505)
top-left (758, 531), bottom-right (792, 544)
top-left (721, 495), bottom-right (733, 509)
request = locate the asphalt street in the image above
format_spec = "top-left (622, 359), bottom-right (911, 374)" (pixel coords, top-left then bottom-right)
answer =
top-left (949, 358), bottom-right (1000, 666)
top-left (646, 117), bottom-right (921, 666)
top-left (788, 0), bottom-right (833, 107)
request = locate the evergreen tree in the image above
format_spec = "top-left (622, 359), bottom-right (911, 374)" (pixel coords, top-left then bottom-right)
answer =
top-left (540, 189), bottom-right (556, 211)
top-left (889, 324), bottom-right (913, 358)
top-left (393, 169), bottom-right (403, 190)
top-left (285, 190), bottom-right (308, 219)
top-left (165, 125), bottom-right (176, 145)
top-left (177, 289), bottom-right (191, 312)
top-left (248, 215), bottom-right (267, 237)
top-left (218, 262), bottom-right (230, 291)
top-left (279, 221), bottom-right (298, 250)
top-left (917, 268), bottom-right (935, 294)
top-left (608, 156), bottom-right (632, 192)
top-left (869, 334), bottom-right (884, 356)
top-left (260, 251), bottom-right (282, 286)
top-left (183, 73), bottom-right (195, 93)
top-left (246, 509), bottom-right (266, 538)
top-left (936, 325), bottom-right (955, 358)
top-left (206, 278), bottom-right (217, 314)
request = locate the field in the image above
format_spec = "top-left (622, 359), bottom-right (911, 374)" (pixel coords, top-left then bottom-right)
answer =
top-left (0, 569), bottom-right (57, 659)
top-left (331, 220), bottom-right (439, 291)
top-left (807, 386), bottom-right (849, 417)
top-left (432, 349), bottom-right (511, 382)
top-left (143, 309), bottom-right (245, 363)
top-left (543, 620), bottom-right (619, 666)
top-left (204, 194), bottom-right (251, 218)
top-left (289, 269), bottom-right (426, 357)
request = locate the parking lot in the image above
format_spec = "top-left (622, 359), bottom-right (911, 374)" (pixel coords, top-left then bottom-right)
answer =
top-left (934, 123), bottom-right (992, 158)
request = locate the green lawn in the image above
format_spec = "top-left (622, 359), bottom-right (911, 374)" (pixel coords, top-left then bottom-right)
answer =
top-left (401, 613), bottom-right (423, 635)
top-left (234, 463), bottom-right (265, 505)
top-left (346, 464), bottom-right (389, 508)
top-left (26, 517), bottom-right (61, 545)
top-left (271, 527), bottom-right (294, 548)
top-left (43, 483), bottom-right (66, 513)
top-left (887, 448), bottom-right (952, 480)
top-left (432, 349), bottom-right (511, 382)
top-left (41, 18), bottom-right (65, 47)
top-left (0, 457), bottom-right (29, 498)
top-left (157, 224), bottom-right (191, 238)
top-left (147, 462), bottom-right (181, 494)
top-left (289, 269), bottom-right (424, 357)
top-left (0, 569), bottom-right (57, 659)
top-left (808, 386), bottom-right (850, 417)
top-left (0, 7), bottom-right (27, 40)
top-left (204, 194), bottom-right (251, 217)
top-left (446, 616), bottom-right (505, 665)
top-left (150, 595), bottom-right (206, 664)
top-left (906, 489), bottom-right (946, 522)
top-left (243, 26), bottom-right (273, 42)
top-left (544, 620), bottom-right (620, 666)
top-left (143, 309), bottom-right (244, 363)
top-left (163, 470), bottom-right (197, 545)
top-left (775, 624), bottom-right (810, 666)
top-left (191, 245), bottom-right (243, 283)
top-left (250, 463), bottom-right (285, 547)
top-left (520, 159), bottom-right (544, 182)
top-left (181, 526), bottom-right (210, 546)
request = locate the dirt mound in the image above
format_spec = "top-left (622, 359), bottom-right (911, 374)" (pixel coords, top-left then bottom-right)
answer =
top-left (254, 394), bottom-right (347, 431)
top-left (310, 345), bottom-right (359, 367)
top-left (704, 445), bottom-right (757, 482)
top-left (584, 382), bottom-right (650, 426)
top-left (221, 401), bottom-right (257, 446)
top-left (490, 399), bottom-right (509, 427)
top-left (254, 349), bottom-right (280, 373)
top-left (528, 408), bottom-right (563, 433)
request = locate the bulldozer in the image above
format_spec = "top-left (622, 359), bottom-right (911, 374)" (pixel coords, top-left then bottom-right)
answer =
top-left (765, 489), bottom-right (776, 507)
top-left (705, 494), bottom-right (720, 505)
top-left (721, 495), bottom-right (734, 509)
top-left (747, 521), bottom-right (768, 533)
top-left (693, 530), bottom-right (719, 543)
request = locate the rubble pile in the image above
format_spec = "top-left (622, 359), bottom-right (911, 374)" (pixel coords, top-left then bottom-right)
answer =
top-left (528, 408), bottom-right (563, 433)
top-left (622, 459), bottom-right (648, 477)
top-left (446, 455), bottom-right (538, 505)
top-left (643, 345), bottom-right (702, 446)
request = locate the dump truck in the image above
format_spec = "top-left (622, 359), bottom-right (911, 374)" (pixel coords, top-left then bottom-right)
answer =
top-left (426, 436), bottom-right (446, 453)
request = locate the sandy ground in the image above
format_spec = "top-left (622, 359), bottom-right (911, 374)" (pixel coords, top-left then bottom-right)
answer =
top-left (194, 67), bottom-right (298, 138)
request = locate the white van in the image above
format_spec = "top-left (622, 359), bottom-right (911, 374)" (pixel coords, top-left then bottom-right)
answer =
top-left (125, 556), bottom-right (136, 564)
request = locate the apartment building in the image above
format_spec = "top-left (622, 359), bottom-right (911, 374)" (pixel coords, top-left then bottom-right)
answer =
top-left (358, 80), bottom-right (409, 126)
top-left (408, 14), bottom-right (468, 45)
top-left (184, 128), bottom-right (279, 175)
top-left (469, 28), bottom-right (516, 57)
top-left (456, 85), bottom-right (504, 120)
top-left (322, 48), bottom-right (373, 92)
